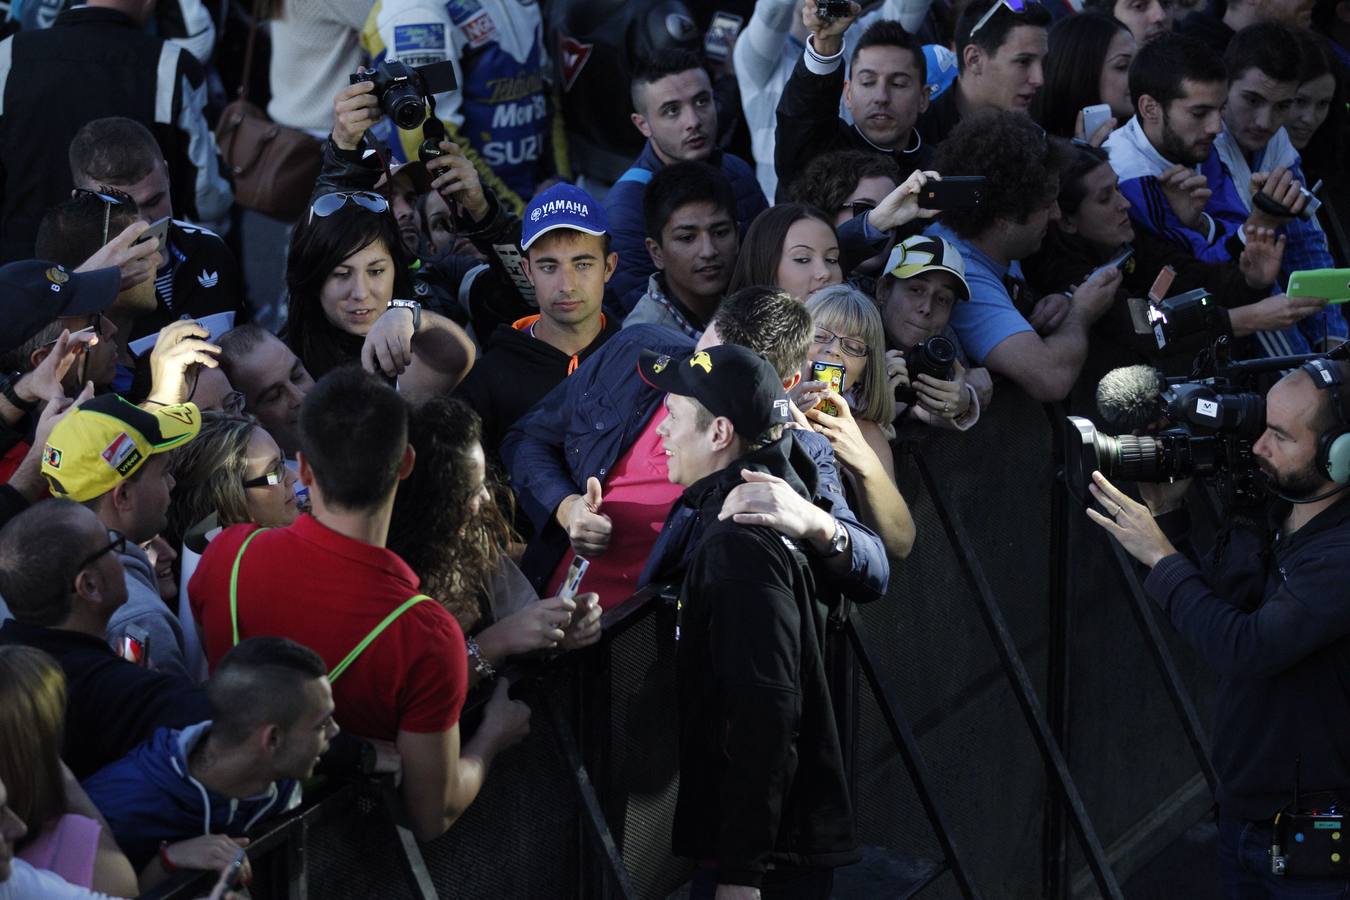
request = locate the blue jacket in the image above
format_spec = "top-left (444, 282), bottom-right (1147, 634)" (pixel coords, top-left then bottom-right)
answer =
top-left (604, 143), bottom-right (769, 314)
top-left (82, 721), bottom-right (300, 869)
top-left (500, 324), bottom-right (888, 602)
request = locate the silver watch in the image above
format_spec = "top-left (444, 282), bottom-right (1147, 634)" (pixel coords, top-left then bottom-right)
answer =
top-left (387, 298), bottom-right (422, 333)
top-left (822, 520), bottom-right (848, 558)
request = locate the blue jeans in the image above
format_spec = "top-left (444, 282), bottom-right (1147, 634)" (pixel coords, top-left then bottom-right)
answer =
top-left (1220, 816), bottom-right (1350, 899)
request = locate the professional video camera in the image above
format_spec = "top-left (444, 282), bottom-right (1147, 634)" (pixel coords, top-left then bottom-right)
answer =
top-left (1063, 341), bottom-right (1340, 506)
top-left (350, 59), bottom-right (457, 131)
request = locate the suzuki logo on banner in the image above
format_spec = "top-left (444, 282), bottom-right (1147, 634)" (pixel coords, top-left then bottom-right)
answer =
top-left (558, 36), bottom-right (593, 92)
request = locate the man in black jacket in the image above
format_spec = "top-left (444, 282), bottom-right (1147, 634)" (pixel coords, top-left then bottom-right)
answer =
top-left (0, 0), bottom-right (230, 262)
top-left (69, 118), bottom-right (244, 341)
top-left (0, 500), bottom-right (209, 778)
top-left (640, 344), bottom-right (856, 899)
top-left (1089, 358), bottom-right (1350, 896)
top-left (775, 11), bottom-right (931, 201)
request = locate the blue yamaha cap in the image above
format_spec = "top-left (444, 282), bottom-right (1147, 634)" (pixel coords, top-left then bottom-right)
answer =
top-left (0, 261), bottom-right (120, 355)
top-left (521, 183), bottom-right (608, 251)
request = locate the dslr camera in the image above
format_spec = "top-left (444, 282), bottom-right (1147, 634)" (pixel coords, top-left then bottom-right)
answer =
top-left (816, 0), bottom-right (853, 19)
top-left (895, 335), bottom-right (956, 407)
top-left (350, 59), bottom-right (458, 131)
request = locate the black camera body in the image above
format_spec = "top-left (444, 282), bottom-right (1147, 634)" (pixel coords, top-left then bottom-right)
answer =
top-left (896, 335), bottom-right (956, 407)
top-left (1066, 378), bottom-right (1267, 505)
top-left (350, 59), bottom-right (458, 131)
top-left (1127, 287), bottom-right (1229, 352)
top-left (816, 0), bottom-right (853, 19)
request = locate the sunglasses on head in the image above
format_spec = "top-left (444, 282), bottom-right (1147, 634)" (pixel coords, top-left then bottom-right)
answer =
top-left (72, 187), bottom-right (132, 245)
top-left (308, 191), bottom-right (390, 224)
top-left (969, 0), bottom-right (1037, 39)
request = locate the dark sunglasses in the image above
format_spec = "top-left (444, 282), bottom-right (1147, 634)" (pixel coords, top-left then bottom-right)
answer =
top-left (969, 0), bottom-right (1040, 38)
top-left (242, 469), bottom-right (285, 490)
top-left (308, 191), bottom-right (390, 224)
top-left (76, 530), bottom-right (128, 573)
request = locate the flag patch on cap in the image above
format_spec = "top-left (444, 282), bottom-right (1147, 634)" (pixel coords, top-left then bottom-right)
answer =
top-left (101, 432), bottom-right (142, 476)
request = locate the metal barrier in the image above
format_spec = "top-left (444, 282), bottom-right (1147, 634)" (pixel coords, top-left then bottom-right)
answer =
top-left (145, 383), bottom-right (1219, 900)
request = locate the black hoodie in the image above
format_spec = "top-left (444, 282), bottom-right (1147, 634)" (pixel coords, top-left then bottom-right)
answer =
top-left (671, 436), bottom-right (858, 887)
top-left (455, 314), bottom-right (618, 456)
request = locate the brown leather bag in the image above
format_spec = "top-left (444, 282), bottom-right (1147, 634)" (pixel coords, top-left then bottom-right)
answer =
top-left (214, 16), bottom-right (322, 222)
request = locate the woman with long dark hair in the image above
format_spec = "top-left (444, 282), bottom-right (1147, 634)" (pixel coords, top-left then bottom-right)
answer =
top-left (727, 204), bottom-right (843, 301)
top-left (1034, 13), bottom-right (1137, 142)
top-left (388, 397), bottom-right (601, 686)
top-left (1288, 30), bottom-right (1349, 265)
top-left (284, 192), bottom-right (475, 397)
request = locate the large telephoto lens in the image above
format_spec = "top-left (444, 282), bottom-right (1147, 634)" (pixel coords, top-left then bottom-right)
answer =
top-left (1104, 433), bottom-right (1163, 480)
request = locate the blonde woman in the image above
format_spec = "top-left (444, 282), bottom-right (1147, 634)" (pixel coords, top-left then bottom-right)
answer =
top-left (801, 285), bottom-right (914, 559)
top-left (0, 646), bottom-right (137, 897)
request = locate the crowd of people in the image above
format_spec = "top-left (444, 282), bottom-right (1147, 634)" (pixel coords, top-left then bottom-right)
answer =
top-left (0, 0), bottom-right (1347, 896)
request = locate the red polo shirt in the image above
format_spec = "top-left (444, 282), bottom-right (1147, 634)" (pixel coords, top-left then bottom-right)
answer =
top-left (189, 515), bottom-right (466, 740)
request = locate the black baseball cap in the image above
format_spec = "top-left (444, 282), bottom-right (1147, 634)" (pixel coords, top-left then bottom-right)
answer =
top-left (0, 260), bottom-right (120, 355)
top-left (637, 345), bottom-right (792, 443)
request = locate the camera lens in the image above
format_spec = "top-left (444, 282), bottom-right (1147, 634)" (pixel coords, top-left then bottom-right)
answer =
top-left (1105, 434), bottom-right (1163, 481)
top-left (385, 87), bottom-right (427, 130)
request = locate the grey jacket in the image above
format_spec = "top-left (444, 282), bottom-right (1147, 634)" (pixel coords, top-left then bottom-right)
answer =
top-left (105, 541), bottom-right (191, 682)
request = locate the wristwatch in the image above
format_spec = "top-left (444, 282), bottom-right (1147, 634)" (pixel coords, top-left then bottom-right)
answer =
top-left (466, 636), bottom-right (496, 681)
top-left (0, 371), bottom-right (36, 413)
top-left (821, 520), bottom-right (849, 558)
top-left (387, 298), bottom-right (422, 333)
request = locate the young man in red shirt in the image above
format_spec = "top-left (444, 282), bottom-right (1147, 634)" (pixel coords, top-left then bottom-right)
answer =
top-left (190, 366), bottom-right (530, 842)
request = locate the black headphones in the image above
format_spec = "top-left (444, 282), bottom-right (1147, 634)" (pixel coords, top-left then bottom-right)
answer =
top-left (1300, 358), bottom-right (1350, 484)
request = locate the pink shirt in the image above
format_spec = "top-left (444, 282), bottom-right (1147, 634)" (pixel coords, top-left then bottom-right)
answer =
top-left (547, 408), bottom-right (683, 609)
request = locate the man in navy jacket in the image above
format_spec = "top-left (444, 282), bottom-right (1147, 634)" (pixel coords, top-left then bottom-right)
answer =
top-left (1089, 358), bottom-right (1350, 895)
top-left (604, 49), bottom-right (768, 314)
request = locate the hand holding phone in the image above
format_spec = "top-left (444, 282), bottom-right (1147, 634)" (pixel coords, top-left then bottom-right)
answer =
top-left (205, 847), bottom-right (246, 900)
top-left (136, 215), bottom-right (171, 249)
top-left (1080, 104), bottom-right (1112, 142)
top-left (917, 176), bottom-right (987, 210)
top-left (1287, 268), bottom-right (1350, 304)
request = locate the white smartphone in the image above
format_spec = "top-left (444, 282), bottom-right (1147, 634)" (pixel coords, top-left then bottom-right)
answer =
top-left (559, 556), bottom-right (589, 602)
top-left (1081, 104), bottom-right (1112, 139)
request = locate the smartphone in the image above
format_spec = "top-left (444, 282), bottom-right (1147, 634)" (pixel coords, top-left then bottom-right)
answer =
top-left (703, 11), bottom-right (743, 62)
top-left (1088, 247), bottom-right (1134, 283)
top-left (136, 215), bottom-right (171, 248)
top-left (559, 556), bottom-right (589, 602)
top-left (1147, 265), bottom-right (1177, 303)
top-left (917, 176), bottom-right (987, 211)
top-left (206, 847), bottom-right (246, 900)
top-left (1287, 268), bottom-right (1350, 304)
top-left (811, 360), bottom-right (846, 416)
top-left (117, 625), bottom-right (150, 667)
top-left (1081, 103), bottom-right (1112, 139)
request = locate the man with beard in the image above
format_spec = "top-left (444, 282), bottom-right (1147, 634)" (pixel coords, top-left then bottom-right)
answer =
top-left (1104, 34), bottom-right (1299, 267)
top-left (1088, 357), bottom-right (1350, 897)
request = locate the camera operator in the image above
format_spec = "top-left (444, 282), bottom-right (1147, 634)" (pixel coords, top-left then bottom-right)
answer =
top-left (1089, 357), bottom-right (1350, 896)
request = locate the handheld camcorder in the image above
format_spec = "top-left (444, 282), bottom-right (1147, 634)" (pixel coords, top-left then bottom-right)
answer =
top-left (351, 59), bottom-right (458, 131)
top-left (895, 335), bottom-right (957, 407)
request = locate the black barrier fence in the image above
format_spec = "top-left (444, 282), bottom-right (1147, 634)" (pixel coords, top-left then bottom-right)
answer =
top-left (147, 383), bottom-right (1221, 900)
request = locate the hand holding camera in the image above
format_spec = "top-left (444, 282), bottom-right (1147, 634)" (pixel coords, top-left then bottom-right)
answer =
top-left (1248, 166), bottom-right (1309, 229)
top-left (332, 74), bottom-right (384, 152)
top-left (803, 0), bottom-right (861, 56)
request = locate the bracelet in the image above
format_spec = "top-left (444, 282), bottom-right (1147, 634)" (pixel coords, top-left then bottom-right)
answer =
top-left (159, 841), bottom-right (178, 873)
top-left (466, 636), bottom-right (496, 681)
top-left (0, 372), bottom-right (37, 413)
